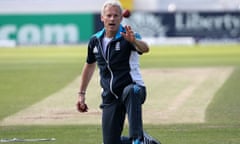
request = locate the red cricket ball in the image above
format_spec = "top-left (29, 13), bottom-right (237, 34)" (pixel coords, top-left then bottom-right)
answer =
top-left (122, 9), bottom-right (131, 18)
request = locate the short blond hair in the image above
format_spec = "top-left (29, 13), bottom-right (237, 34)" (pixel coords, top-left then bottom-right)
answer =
top-left (101, 0), bottom-right (123, 16)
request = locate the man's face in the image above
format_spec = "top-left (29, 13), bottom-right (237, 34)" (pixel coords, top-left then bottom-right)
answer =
top-left (101, 5), bottom-right (122, 35)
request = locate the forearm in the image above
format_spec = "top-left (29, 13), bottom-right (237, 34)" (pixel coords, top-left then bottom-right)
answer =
top-left (79, 63), bottom-right (96, 94)
top-left (77, 63), bottom-right (95, 112)
top-left (133, 39), bottom-right (149, 53)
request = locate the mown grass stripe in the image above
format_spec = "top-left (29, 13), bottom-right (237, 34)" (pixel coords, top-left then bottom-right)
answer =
top-left (206, 67), bottom-right (240, 124)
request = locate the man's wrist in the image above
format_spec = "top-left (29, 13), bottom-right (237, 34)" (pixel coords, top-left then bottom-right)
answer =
top-left (78, 91), bottom-right (86, 96)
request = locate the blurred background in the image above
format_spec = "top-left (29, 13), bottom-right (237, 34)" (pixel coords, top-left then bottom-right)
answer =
top-left (0, 0), bottom-right (240, 47)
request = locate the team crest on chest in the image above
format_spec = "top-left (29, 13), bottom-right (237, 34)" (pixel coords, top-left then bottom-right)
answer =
top-left (93, 46), bottom-right (98, 53)
top-left (115, 42), bottom-right (120, 51)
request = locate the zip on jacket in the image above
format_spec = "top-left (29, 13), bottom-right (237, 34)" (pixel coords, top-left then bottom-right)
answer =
top-left (97, 38), bottom-right (119, 99)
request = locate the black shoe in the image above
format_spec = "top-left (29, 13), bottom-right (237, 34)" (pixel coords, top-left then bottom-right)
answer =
top-left (143, 131), bottom-right (161, 144)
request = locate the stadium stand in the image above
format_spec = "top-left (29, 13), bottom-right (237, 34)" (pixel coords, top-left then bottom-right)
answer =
top-left (0, 0), bottom-right (239, 13)
top-left (0, 0), bottom-right (239, 46)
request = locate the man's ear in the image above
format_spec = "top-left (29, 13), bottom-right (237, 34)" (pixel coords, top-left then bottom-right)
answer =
top-left (101, 15), bottom-right (104, 22)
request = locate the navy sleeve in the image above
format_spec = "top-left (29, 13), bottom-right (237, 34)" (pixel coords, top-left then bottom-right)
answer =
top-left (86, 38), bottom-right (96, 64)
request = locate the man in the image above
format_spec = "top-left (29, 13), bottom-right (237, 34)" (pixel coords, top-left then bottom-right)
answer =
top-left (77, 0), bottom-right (160, 144)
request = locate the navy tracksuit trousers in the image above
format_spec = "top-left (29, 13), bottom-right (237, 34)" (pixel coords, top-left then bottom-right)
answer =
top-left (101, 83), bottom-right (146, 144)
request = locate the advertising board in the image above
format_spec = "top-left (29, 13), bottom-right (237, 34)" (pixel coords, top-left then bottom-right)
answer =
top-left (0, 14), bottom-right (93, 45)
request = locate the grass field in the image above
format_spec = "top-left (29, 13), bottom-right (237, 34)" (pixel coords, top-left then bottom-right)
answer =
top-left (0, 44), bottom-right (240, 144)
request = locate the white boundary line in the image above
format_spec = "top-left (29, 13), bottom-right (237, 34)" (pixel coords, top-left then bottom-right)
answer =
top-left (0, 138), bottom-right (56, 143)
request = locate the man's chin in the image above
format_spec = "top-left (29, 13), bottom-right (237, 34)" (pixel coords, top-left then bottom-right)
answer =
top-left (107, 27), bottom-right (118, 32)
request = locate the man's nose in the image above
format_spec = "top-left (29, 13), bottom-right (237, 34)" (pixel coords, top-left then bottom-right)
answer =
top-left (109, 15), bottom-right (115, 20)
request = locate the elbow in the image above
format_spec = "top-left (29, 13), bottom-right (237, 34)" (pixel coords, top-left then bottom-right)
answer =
top-left (145, 46), bottom-right (150, 53)
top-left (142, 44), bottom-right (150, 53)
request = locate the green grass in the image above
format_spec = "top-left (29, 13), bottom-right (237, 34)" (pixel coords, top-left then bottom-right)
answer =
top-left (1, 44), bottom-right (240, 144)
top-left (0, 46), bottom-right (85, 119)
top-left (141, 44), bottom-right (240, 67)
top-left (1, 124), bottom-right (240, 144)
top-left (206, 67), bottom-right (240, 124)
top-left (0, 125), bottom-right (103, 144)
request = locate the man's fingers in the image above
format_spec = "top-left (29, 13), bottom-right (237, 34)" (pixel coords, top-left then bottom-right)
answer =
top-left (76, 102), bottom-right (88, 112)
top-left (125, 25), bottom-right (132, 32)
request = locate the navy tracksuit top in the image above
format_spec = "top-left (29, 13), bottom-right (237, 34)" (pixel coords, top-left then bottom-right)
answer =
top-left (86, 25), bottom-right (145, 104)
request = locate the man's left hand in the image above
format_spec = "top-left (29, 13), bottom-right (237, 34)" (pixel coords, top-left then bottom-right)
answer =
top-left (121, 25), bottom-right (136, 44)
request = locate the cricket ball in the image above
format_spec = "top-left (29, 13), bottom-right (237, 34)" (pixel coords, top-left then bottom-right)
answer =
top-left (122, 9), bottom-right (131, 18)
